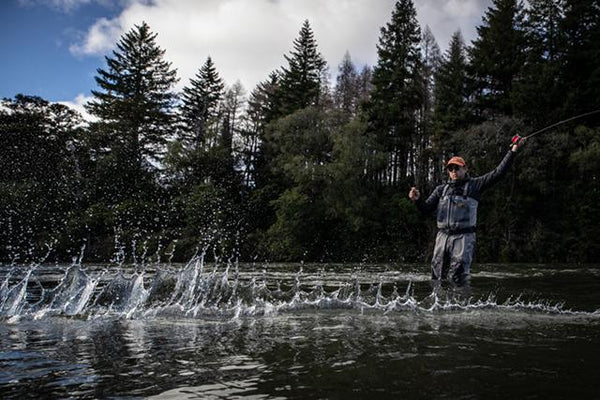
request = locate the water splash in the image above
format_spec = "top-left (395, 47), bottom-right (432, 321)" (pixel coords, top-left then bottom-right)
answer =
top-left (1, 259), bottom-right (598, 322)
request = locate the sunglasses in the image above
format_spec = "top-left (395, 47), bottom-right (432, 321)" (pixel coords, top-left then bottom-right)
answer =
top-left (447, 164), bottom-right (462, 172)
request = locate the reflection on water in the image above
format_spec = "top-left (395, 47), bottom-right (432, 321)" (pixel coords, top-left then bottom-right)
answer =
top-left (0, 261), bottom-right (599, 399)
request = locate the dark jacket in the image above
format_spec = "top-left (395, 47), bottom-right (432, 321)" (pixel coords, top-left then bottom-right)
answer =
top-left (416, 150), bottom-right (515, 215)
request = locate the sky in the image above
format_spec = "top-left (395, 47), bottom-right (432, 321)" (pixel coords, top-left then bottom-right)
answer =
top-left (1, 0), bottom-right (492, 116)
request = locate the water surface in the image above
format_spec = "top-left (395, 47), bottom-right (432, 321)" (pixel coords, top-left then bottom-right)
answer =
top-left (1, 261), bottom-right (598, 399)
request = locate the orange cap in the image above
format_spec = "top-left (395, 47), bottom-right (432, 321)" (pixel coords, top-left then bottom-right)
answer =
top-left (446, 156), bottom-right (466, 167)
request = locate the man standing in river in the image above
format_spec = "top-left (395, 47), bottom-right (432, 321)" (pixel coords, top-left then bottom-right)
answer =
top-left (408, 138), bottom-right (525, 286)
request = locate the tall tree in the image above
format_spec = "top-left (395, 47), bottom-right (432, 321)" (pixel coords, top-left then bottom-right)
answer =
top-left (180, 56), bottom-right (225, 149)
top-left (84, 22), bottom-right (179, 261)
top-left (278, 20), bottom-right (328, 115)
top-left (560, 0), bottom-right (600, 115)
top-left (86, 21), bottom-right (178, 199)
top-left (468, 0), bottom-right (527, 117)
top-left (513, 0), bottom-right (565, 123)
top-left (366, 0), bottom-right (423, 186)
top-left (433, 30), bottom-right (470, 164)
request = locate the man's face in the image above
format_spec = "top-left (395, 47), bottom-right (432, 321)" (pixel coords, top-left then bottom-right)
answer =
top-left (447, 164), bottom-right (467, 180)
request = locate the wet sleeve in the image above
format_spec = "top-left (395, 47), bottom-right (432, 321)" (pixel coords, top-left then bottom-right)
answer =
top-left (474, 150), bottom-right (514, 192)
top-left (416, 185), bottom-right (443, 215)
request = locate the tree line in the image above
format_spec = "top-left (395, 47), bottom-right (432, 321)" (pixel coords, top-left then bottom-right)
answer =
top-left (1, 0), bottom-right (599, 265)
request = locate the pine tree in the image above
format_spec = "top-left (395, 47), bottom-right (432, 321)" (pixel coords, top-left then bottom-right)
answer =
top-left (83, 22), bottom-right (178, 261)
top-left (468, 0), bottom-right (527, 117)
top-left (513, 0), bottom-right (565, 123)
top-left (180, 56), bottom-right (225, 149)
top-left (279, 20), bottom-right (327, 115)
top-left (560, 0), bottom-right (600, 115)
top-left (433, 30), bottom-right (470, 156)
top-left (86, 21), bottom-right (178, 195)
top-left (366, 0), bottom-right (423, 185)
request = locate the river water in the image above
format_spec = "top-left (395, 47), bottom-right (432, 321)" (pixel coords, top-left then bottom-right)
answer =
top-left (0, 259), bottom-right (598, 399)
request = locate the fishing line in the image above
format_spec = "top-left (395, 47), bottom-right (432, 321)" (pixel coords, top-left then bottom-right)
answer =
top-left (523, 109), bottom-right (600, 140)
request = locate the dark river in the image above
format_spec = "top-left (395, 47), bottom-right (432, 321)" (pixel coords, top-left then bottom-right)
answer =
top-left (1, 260), bottom-right (599, 399)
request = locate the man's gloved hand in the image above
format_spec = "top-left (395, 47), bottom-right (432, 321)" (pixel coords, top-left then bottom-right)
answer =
top-left (511, 135), bottom-right (526, 152)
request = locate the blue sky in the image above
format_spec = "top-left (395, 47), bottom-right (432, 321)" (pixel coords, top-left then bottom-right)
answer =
top-left (0, 1), bottom-right (120, 102)
top-left (1, 0), bottom-right (491, 115)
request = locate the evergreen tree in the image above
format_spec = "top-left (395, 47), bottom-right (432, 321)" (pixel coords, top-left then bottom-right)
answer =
top-left (279, 20), bottom-right (328, 115)
top-left (433, 30), bottom-right (470, 161)
top-left (334, 51), bottom-right (360, 117)
top-left (180, 56), bottom-right (225, 149)
top-left (468, 0), bottom-right (527, 117)
top-left (86, 21), bottom-right (178, 199)
top-left (366, 0), bottom-right (423, 185)
top-left (84, 22), bottom-right (179, 260)
top-left (560, 0), bottom-right (600, 115)
top-left (513, 0), bottom-right (565, 123)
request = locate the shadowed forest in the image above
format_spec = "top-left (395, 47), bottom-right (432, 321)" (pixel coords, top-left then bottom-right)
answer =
top-left (1, 0), bottom-right (599, 265)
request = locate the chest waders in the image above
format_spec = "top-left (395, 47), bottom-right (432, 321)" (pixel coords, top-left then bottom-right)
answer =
top-left (431, 181), bottom-right (478, 285)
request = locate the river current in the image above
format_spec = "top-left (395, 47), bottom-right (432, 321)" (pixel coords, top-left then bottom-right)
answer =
top-left (1, 259), bottom-right (598, 399)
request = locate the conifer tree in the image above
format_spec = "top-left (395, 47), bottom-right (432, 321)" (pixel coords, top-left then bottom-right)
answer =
top-left (279, 20), bottom-right (327, 115)
top-left (468, 0), bottom-right (527, 117)
top-left (87, 22), bottom-right (178, 171)
top-left (84, 22), bottom-right (178, 260)
top-left (180, 57), bottom-right (225, 149)
top-left (433, 30), bottom-right (470, 156)
top-left (366, 0), bottom-right (423, 185)
top-left (560, 0), bottom-right (600, 114)
top-left (513, 0), bottom-right (565, 122)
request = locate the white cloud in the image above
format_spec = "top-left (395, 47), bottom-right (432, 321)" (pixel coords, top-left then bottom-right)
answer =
top-left (70, 17), bottom-right (122, 56)
top-left (70, 0), bottom-right (492, 92)
top-left (59, 93), bottom-right (96, 121)
top-left (415, 0), bottom-right (492, 51)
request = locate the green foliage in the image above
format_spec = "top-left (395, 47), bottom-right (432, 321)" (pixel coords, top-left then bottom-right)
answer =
top-left (468, 0), bottom-right (527, 117)
top-left (0, 95), bottom-right (87, 262)
top-left (86, 21), bottom-right (178, 200)
top-left (433, 31), bottom-right (470, 155)
top-left (365, 0), bottom-right (423, 185)
top-left (180, 57), bottom-right (225, 147)
top-left (279, 20), bottom-right (328, 115)
top-left (560, 0), bottom-right (600, 113)
top-left (3, 5), bottom-right (600, 265)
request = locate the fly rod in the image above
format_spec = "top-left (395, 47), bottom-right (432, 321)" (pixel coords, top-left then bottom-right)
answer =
top-left (511, 109), bottom-right (600, 145)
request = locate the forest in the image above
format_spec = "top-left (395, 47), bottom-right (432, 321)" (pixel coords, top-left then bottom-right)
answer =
top-left (1, 0), bottom-right (599, 265)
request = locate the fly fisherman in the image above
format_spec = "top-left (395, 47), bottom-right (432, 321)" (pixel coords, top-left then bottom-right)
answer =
top-left (408, 138), bottom-right (525, 286)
